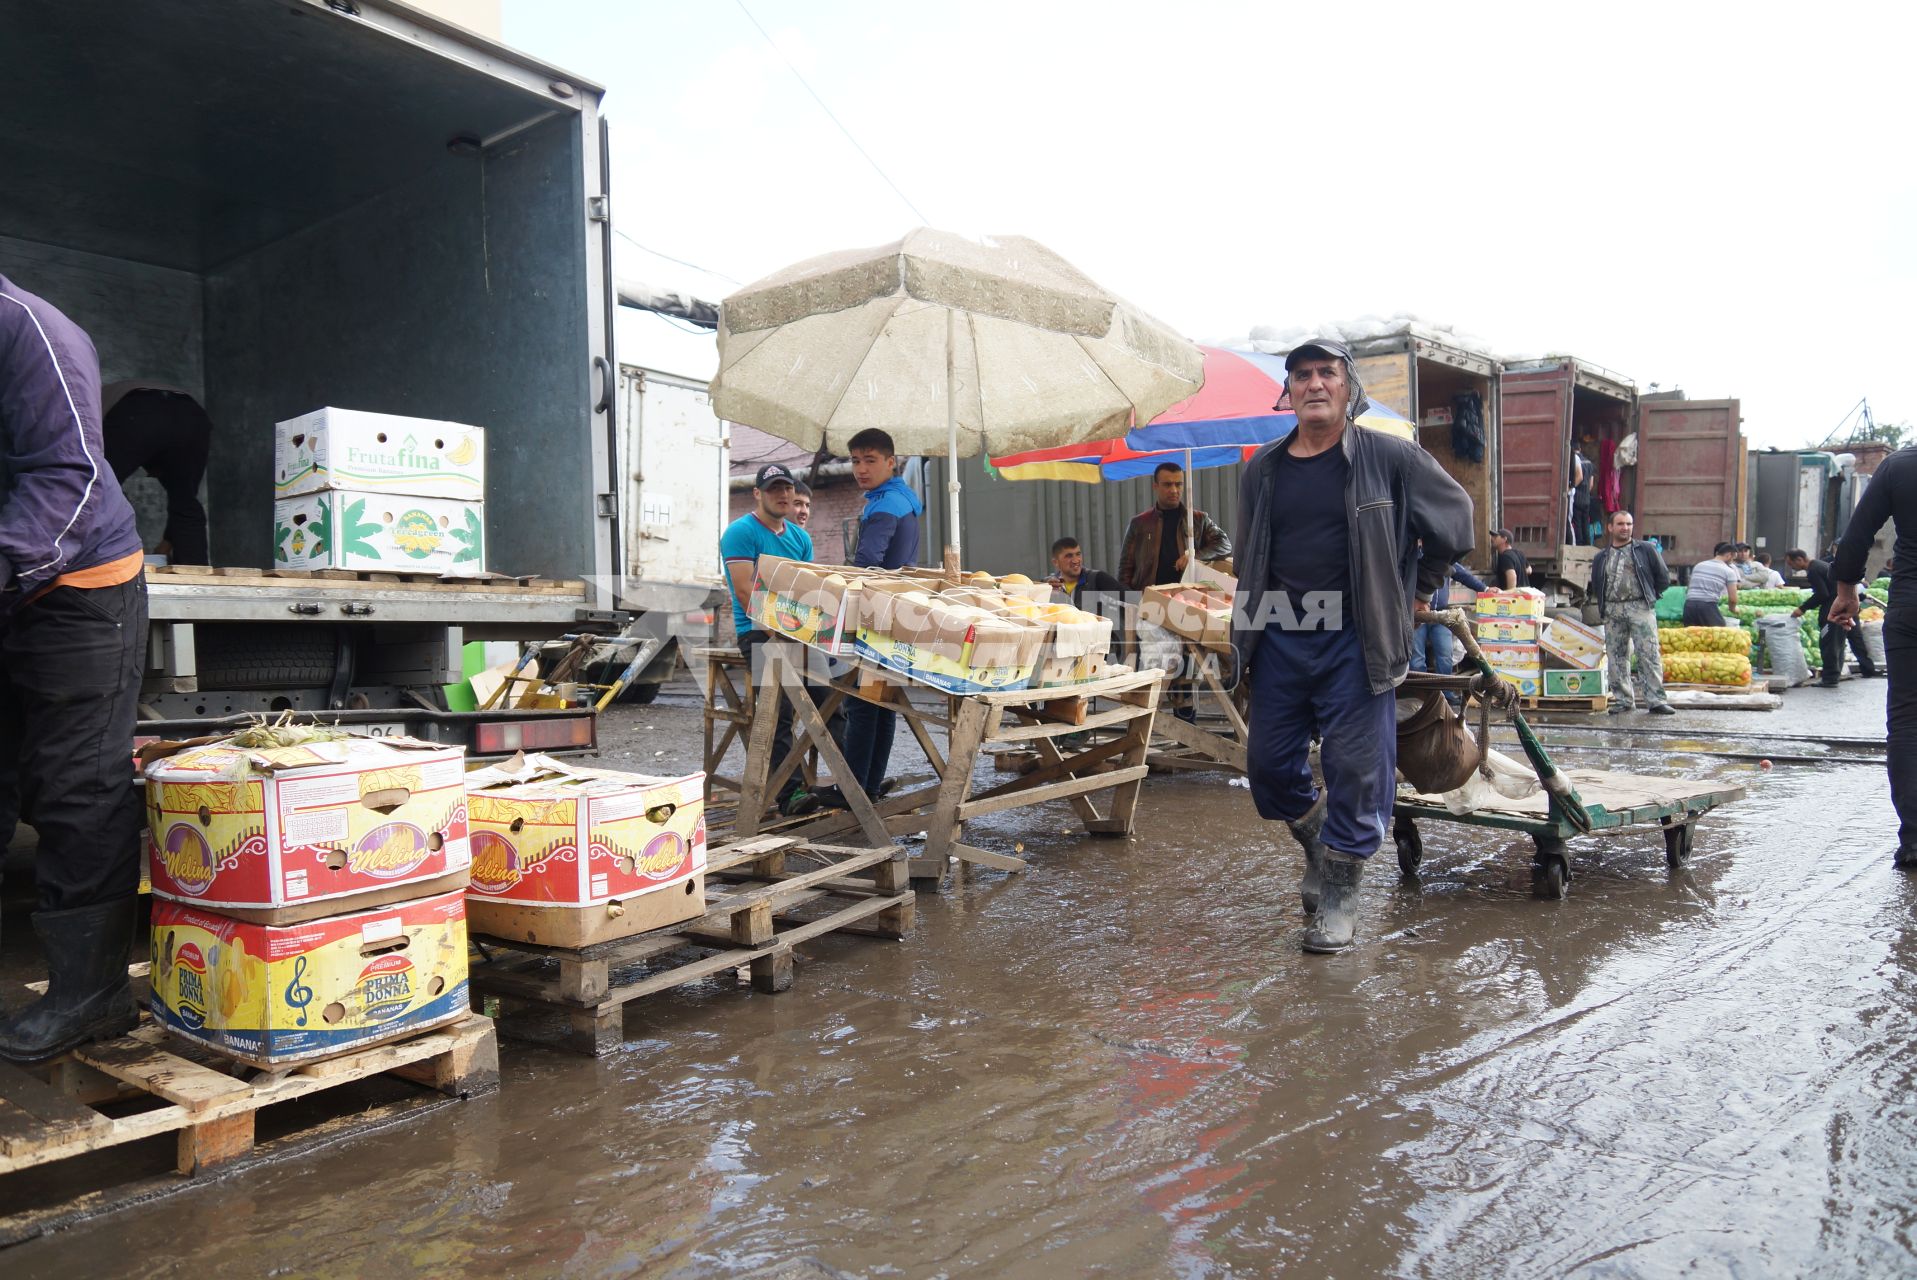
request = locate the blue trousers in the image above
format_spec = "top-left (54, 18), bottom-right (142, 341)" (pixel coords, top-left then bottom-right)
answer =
top-left (841, 700), bottom-right (897, 797)
top-left (1408, 622), bottom-right (1454, 676)
top-left (1247, 626), bottom-right (1398, 858)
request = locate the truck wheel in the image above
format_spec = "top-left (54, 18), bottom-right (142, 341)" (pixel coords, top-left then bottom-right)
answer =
top-left (623, 681), bottom-right (661, 705)
top-left (195, 625), bottom-right (338, 690)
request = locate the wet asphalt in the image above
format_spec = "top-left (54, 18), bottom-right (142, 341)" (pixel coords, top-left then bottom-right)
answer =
top-left (2, 670), bottom-right (1911, 1278)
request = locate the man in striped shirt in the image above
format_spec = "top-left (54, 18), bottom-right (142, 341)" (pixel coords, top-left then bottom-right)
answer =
top-left (0, 272), bottom-right (148, 1063)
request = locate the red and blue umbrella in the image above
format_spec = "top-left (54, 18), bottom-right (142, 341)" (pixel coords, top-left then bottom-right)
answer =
top-left (991, 345), bottom-right (1412, 483)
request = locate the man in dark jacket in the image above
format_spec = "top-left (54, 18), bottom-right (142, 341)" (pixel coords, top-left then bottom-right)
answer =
top-left (1118, 461), bottom-right (1232, 591)
top-left (1232, 337), bottom-right (1474, 954)
top-left (1790, 548), bottom-right (1878, 685)
top-left (0, 273), bottom-right (148, 1063)
top-left (1047, 536), bottom-right (1122, 610)
top-left (1830, 445), bottom-right (1917, 866)
top-left (829, 428), bottom-right (924, 807)
top-left (1590, 510), bottom-right (1676, 714)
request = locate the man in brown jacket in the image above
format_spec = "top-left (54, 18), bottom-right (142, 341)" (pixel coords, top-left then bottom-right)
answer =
top-left (1118, 461), bottom-right (1232, 590)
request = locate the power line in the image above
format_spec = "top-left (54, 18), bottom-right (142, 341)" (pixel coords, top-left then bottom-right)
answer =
top-left (731, 0), bottom-right (930, 225)
top-left (614, 228), bottom-right (741, 286)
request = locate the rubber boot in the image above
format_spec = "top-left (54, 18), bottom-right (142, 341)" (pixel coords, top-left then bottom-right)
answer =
top-left (1302, 852), bottom-right (1365, 954)
top-left (1895, 845), bottom-right (1917, 870)
top-left (1286, 796), bottom-right (1329, 915)
top-left (0, 898), bottom-right (139, 1065)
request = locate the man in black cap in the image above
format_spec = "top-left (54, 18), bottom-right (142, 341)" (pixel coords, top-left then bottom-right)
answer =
top-left (1830, 445), bottom-right (1917, 866)
top-left (721, 463), bottom-right (827, 817)
top-left (1488, 528), bottom-right (1527, 590)
top-left (1232, 338), bottom-right (1474, 954)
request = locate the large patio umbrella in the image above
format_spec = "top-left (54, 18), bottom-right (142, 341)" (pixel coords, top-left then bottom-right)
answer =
top-left (709, 228), bottom-right (1204, 565)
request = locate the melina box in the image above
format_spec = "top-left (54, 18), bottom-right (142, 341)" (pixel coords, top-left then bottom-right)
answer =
top-left (143, 734), bottom-right (471, 922)
top-left (149, 889), bottom-right (470, 1067)
top-left (462, 754), bottom-right (707, 948)
top-left (274, 490), bottom-right (485, 574)
top-left (1474, 588), bottom-right (1548, 618)
top-left (275, 407), bottom-right (485, 502)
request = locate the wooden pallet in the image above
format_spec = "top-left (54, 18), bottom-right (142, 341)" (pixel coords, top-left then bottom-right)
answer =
top-left (0, 1013), bottom-right (497, 1241)
top-left (1517, 693), bottom-right (1609, 712)
top-left (145, 564), bottom-right (583, 594)
top-left (470, 837), bottom-right (914, 1055)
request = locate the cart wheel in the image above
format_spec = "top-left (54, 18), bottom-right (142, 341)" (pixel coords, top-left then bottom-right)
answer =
top-left (1394, 816), bottom-right (1424, 879)
top-left (1531, 835), bottom-right (1571, 900)
top-left (1663, 820), bottom-right (1695, 866)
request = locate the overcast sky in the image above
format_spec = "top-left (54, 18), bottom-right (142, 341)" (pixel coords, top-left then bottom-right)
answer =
top-left (506, 1), bottom-right (1914, 451)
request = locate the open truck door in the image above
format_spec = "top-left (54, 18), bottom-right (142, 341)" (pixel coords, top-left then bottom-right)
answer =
top-left (1498, 364), bottom-right (1574, 562)
top-left (1634, 398), bottom-right (1744, 566)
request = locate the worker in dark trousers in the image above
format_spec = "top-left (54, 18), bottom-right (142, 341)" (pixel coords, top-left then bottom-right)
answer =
top-left (1829, 446), bottom-right (1917, 867)
top-left (102, 381), bottom-right (213, 565)
top-left (0, 273), bottom-right (148, 1063)
top-left (1232, 337), bottom-right (1473, 954)
top-left (1789, 548), bottom-right (1878, 685)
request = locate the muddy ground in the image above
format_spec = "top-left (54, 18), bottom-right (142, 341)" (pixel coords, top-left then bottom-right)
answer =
top-left (3, 670), bottom-right (1912, 1278)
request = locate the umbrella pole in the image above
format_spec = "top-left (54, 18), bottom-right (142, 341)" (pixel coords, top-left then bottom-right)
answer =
top-left (944, 307), bottom-right (962, 579)
top-left (1183, 446), bottom-right (1195, 583)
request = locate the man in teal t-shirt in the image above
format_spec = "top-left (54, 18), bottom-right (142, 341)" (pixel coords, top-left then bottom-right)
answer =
top-left (720, 463), bottom-right (823, 816)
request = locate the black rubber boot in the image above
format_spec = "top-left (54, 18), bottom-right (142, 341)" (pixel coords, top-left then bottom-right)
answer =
top-left (1286, 796), bottom-right (1329, 915)
top-left (1895, 845), bottom-right (1917, 870)
top-left (1302, 852), bottom-right (1365, 954)
top-left (0, 898), bottom-right (139, 1065)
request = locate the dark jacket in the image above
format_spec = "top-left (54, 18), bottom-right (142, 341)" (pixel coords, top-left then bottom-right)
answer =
top-left (0, 274), bottom-right (142, 617)
top-left (1118, 505), bottom-right (1231, 591)
top-left (1056, 567), bottom-right (1123, 611)
top-left (1836, 445), bottom-right (1917, 614)
top-left (1803, 557), bottom-right (1837, 618)
top-left (1589, 540), bottom-right (1671, 617)
top-left (853, 476), bottom-right (923, 571)
top-left (1232, 427), bottom-right (1475, 695)
top-left (1431, 562), bottom-right (1487, 612)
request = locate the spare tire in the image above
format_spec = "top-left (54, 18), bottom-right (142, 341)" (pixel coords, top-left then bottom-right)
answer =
top-left (195, 624), bottom-right (338, 691)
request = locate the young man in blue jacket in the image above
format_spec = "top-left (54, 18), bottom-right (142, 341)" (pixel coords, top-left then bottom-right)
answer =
top-left (826, 428), bottom-right (923, 807)
top-left (0, 273), bottom-right (149, 1062)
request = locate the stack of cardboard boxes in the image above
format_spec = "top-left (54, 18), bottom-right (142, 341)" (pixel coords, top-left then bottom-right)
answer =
top-left (144, 734), bottom-right (475, 1067)
top-left (1474, 588), bottom-right (1548, 697)
top-left (1539, 614), bottom-right (1609, 698)
top-left (272, 407), bottom-right (487, 574)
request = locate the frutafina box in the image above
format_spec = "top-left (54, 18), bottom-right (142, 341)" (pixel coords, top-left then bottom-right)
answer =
top-left (1543, 667), bottom-right (1608, 698)
top-left (1473, 616), bottom-right (1541, 645)
top-left (273, 490), bottom-right (485, 574)
top-left (275, 407), bottom-right (485, 502)
top-left (462, 754), bottom-right (707, 947)
top-left (143, 734), bottom-right (471, 922)
top-left (150, 889), bottom-right (469, 1067)
top-left (750, 556), bottom-right (863, 653)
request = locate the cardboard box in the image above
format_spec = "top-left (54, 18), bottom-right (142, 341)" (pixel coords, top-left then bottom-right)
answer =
top-left (275, 407), bottom-right (485, 502)
top-left (462, 754), bottom-right (707, 948)
top-left (274, 490), bottom-right (485, 573)
top-left (1490, 667), bottom-right (1542, 697)
top-left (1543, 667), bottom-right (1608, 698)
top-left (1027, 652), bottom-right (1110, 690)
top-left (750, 556), bottom-right (861, 653)
top-left (1541, 616), bottom-right (1606, 670)
top-left (1139, 583), bottom-right (1235, 653)
top-left (1480, 641), bottom-right (1541, 675)
top-left (149, 889), bottom-right (470, 1067)
top-left (144, 734), bottom-right (471, 921)
top-left (1474, 588), bottom-right (1548, 618)
top-left (853, 581), bottom-right (1047, 692)
top-left (1473, 616), bottom-right (1540, 645)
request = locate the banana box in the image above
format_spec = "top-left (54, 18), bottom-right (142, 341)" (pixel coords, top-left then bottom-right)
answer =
top-left (1541, 615), bottom-right (1606, 670)
top-left (143, 735), bottom-right (470, 922)
top-left (1474, 588), bottom-right (1547, 618)
top-left (274, 407), bottom-right (485, 501)
top-left (1473, 616), bottom-right (1540, 645)
top-left (273, 489), bottom-right (485, 574)
top-left (149, 889), bottom-right (469, 1067)
top-left (461, 755), bottom-right (706, 947)
top-left (750, 556), bottom-right (863, 654)
top-left (853, 582), bottom-right (1046, 693)
top-left (1489, 667), bottom-right (1543, 697)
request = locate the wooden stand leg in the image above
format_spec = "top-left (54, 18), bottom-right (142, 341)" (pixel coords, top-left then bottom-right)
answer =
top-left (565, 1006), bottom-right (623, 1056)
top-left (750, 947), bottom-right (795, 994)
top-left (558, 957), bottom-right (610, 1006)
top-left (870, 849), bottom-right (915, 938)
top-left (736, 658), bottom-right (783, 836)
top-left (916, 700), bottom-right (995, 885)
top-left (388, 1023), bottom-right (502, 1097)
top-left (178, 1112), bottom-right (254, 1175)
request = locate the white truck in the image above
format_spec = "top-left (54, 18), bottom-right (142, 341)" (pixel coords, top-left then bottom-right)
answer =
top-left (1, 0), bottom-right (724, 748)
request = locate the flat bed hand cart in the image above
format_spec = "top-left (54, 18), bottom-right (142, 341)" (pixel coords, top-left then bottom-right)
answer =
top-left (1391, 609), bottom-right (1746, 898)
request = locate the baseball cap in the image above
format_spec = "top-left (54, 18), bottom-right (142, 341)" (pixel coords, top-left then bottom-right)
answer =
top-left (1490, 527), bottom-right (1514, 541)
top-left (1284, 337), bottom-right (1354, 372)
top-left (755, 462), bottom-right (797, 489)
